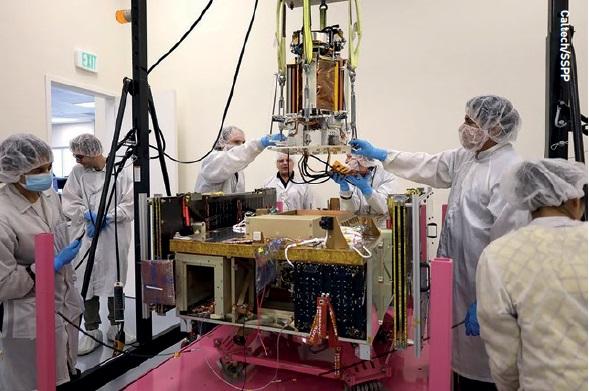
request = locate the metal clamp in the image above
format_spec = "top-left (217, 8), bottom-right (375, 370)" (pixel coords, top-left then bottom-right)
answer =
top-left (426, 222), bottom-right (438, 238)
top-left (420, 262), bottom-right (430, 292)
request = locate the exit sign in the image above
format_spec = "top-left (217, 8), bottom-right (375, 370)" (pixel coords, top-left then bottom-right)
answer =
top-left (75, 50), bottom-right (98, 73)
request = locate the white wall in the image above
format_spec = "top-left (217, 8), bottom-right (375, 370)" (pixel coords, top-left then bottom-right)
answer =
top-left (0, 1), bottom-right (131, 142)
top-left (146, 0), bottom-right (587, 216)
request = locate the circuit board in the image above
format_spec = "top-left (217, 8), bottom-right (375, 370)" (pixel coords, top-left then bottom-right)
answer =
top-left (292, 262), bottom-right (367, 339)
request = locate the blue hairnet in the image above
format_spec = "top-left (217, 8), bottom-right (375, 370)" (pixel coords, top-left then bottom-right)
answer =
top-left (501, 158), bottom-right (587, 211)
top-left (215, 126), bottom-right (244, 150)
top-left (0, 133), bottom-right (53, 183)
top-left (69, 133), bottom-right (103, 157)
top-left (465, 95), bottom-right (521, 144)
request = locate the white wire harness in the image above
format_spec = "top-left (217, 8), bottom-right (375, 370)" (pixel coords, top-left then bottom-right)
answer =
top-left (284, 231), bottom-right (329, 266)
top-left (204, 323), bottom-right (291, 391)
top-left (341, 226), bottom-right (372, 258)
top-left (232, 211), bottom-right (255, 234)
top-left (283, 226), bottom-right (373, 265)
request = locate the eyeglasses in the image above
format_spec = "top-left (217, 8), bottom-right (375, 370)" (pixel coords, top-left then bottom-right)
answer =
top-left (73, 154), bottom-right (86, 160)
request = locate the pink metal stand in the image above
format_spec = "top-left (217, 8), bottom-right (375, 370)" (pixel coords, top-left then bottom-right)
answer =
top-left (35, 233), bottom-right (56, 391)
top-left (428, 257), bottom-right (453, 391)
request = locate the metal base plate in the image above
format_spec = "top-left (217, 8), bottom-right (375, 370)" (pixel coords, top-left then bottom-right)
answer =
top-left (269, 145), bottom-right (351, 155)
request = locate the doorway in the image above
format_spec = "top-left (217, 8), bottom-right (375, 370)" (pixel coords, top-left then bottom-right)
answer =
top-left (50, 84), bottom-right (96, 186)
top-left (48, 81), bottom-right (117, 188)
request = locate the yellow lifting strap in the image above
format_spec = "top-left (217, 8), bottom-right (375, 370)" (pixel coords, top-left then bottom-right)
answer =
top-left (303, 0), bottom-right (313, 64)
top-left (348, 0), bottom-right (362, 71)
top-left (276, 0), bottom-right (286, 77)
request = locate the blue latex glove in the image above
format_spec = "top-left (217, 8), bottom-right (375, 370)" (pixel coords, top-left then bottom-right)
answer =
top-left (464, 302), bottom-right (480, 336)
top-left (260, 134), bottom-right (287, 148)
top-left (349, 139), bottom-right (388, 161)
top-left (347, 175), bottom-right (373, 197)
top-left (54, 240), bottom-right (81, 272)
top-left (83, 210), bottom-right (98, 223)
top-left (331, 173), bottom-right (350, 192)
top-left (84, 210), bottom-right (112, 238)
top-left (86, 220), bottom-right (97, 238)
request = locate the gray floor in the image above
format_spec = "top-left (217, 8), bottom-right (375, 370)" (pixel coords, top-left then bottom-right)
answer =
top-left (76, 296), bottom-right (180, 389)
top-left (96, 342), bottom-right (183, 391)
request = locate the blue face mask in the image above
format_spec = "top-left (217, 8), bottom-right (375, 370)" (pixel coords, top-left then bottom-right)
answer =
top-left (24, 172), bottom-right (53, 192)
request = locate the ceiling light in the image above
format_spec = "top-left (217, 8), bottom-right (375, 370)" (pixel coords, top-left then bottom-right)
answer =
top-left (52, 117), bottom-right (82, 124)
top-left (75, 102), bottom-right (95, 109)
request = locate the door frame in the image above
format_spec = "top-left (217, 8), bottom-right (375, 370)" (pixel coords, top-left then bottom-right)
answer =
top-left (44, 74), bottom-right (118, 146)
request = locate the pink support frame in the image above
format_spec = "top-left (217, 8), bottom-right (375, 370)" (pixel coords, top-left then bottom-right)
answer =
top-left (428, 257), bottom-right (453, 391)
top-left (36, 233), bottom-right (56, 391)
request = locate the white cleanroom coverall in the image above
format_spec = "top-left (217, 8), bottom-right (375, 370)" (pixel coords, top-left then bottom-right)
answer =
top-left (62, 164), bottom-right (134, 298)
top-left (477, 216), bottom-right (588, 391)
top-left (195, 140), bottom-right (264, 194)
top-left (0, 185), bottom-right (83, 390)
top-left (381, 143), bottom-right (530, 381)
top-left (262, 172), bottom-right (314, 211)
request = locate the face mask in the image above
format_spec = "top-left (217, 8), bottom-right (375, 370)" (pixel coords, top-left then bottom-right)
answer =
top-left (459, 124), bottom-right (488, 152)
top-left (24, 172), bottom-right (53, 192)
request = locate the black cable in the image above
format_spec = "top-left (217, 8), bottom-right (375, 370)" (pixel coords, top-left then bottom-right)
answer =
top-left (269, 73), bottom-right (278, 135)
top-left (147, 0), bottom-right (215, 75)
top-left (149, 145), bottom-right (164, 160)
top-left (149, 144), bottom-right (165, 159)
top-left (158, 0), bottom-right (260, 165)
top-left (147, 130), bottom-right (167, 159)
top-left (293, 155), bottom-right (321, 184)
top-left (74, 247), bottom-right (91, 271)
top-left (116, 128), bottom-right (137, 151)
top-left (57, 311), bottom-right (200, 358)
top-left (75, 145), bottom-right (133, 276)
top-left (307, 153), bottom-right (330, 166)
top-left (148, 88), bottom-right (172, 196)
top-left (80, 79), bottom-right (132, 302)
top-left (298, 154), bottom-right (331, 182)
top-left (73, 151), bottom-right (133, 274)
top-left (114, 172), bottom-right (121, 282)
top-left (74, 161), bottom-right (122, 271)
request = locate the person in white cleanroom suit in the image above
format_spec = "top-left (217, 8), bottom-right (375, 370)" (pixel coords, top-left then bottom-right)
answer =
top-left (476, 158), bottom-right (587, 391)
top-left (262, 152), bottom-right (314, 211)
top-left (194, 126), bottom-right (286, 193)
top-left (62, 133), bottom-right (134, 355)
top-left (349, 95), bottom-right (531, 390)
top-left (0, 134), bottom-right (83, 390)
top-left (331, 154), bottom-right (399, 227)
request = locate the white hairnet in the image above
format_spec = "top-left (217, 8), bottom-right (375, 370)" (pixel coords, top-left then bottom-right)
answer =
top-left (70, 133), bottom-right (103, 157)
top-left (465, 95), bottom-right (521, 144)
top-left (215, 126), bottom-right (244, 150)
top-left (0, 133), bottom-right (53, 183)
top-left (501, 158), bottom-right (587, 211)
